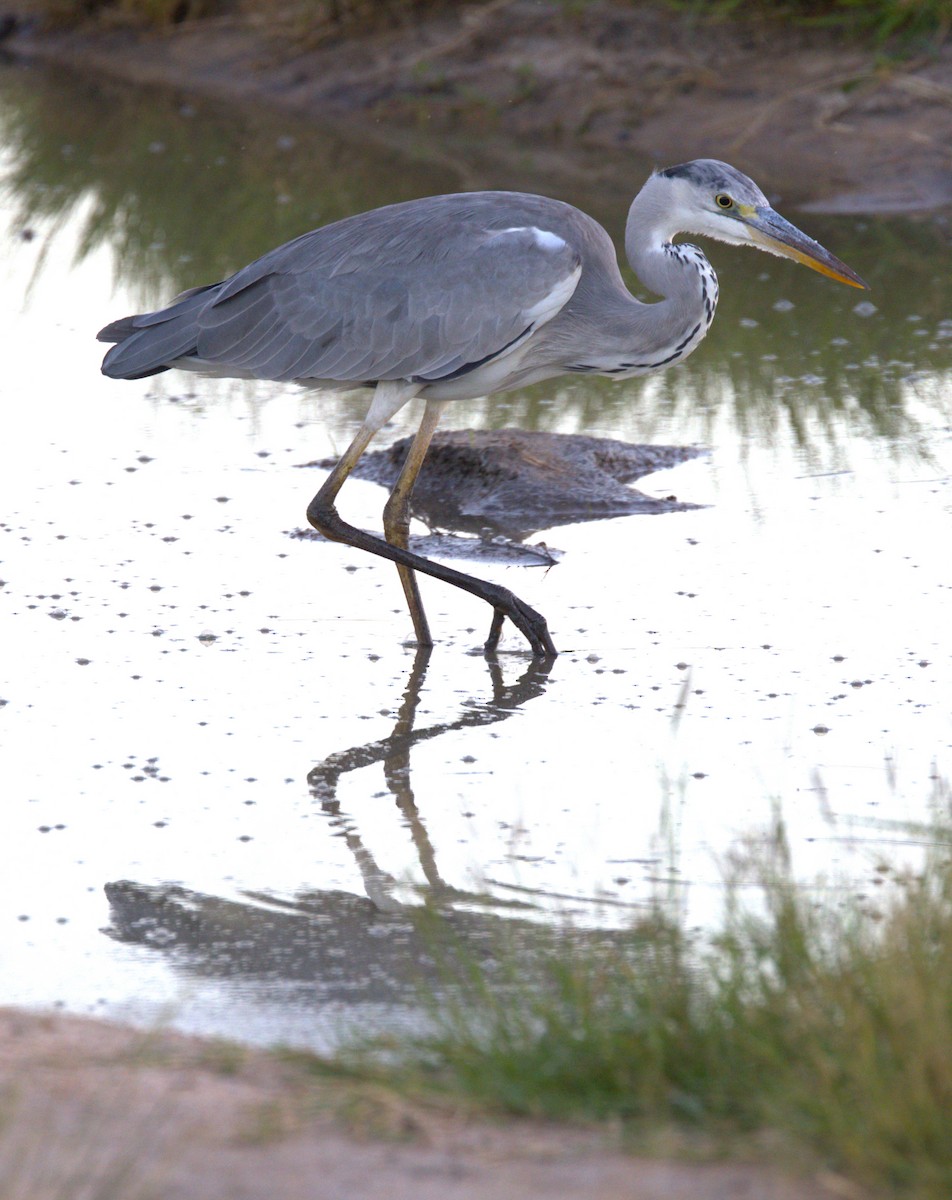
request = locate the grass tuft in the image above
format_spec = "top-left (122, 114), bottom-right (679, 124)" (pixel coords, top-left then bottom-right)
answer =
top-left (391, 804), bottom-right (952, 1198)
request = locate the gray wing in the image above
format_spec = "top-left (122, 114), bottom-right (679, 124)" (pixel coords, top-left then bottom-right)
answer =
top-left (100, 194), bottom-right (582, 384)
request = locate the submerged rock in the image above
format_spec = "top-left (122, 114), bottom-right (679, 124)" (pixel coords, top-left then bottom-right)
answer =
top-left (295, 430), bottom-right (704, 562)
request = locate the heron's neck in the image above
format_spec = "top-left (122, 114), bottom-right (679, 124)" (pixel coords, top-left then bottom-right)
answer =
top-left (624, 192), bottom-right (714, 307)
top-left (587, 191), bottom-right (718, 377)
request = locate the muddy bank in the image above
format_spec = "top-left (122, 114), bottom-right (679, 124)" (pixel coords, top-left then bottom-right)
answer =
top-left (0, 1007), bottom-right (855, 1200)
top-left (6, 1), bottom-right (952, 212)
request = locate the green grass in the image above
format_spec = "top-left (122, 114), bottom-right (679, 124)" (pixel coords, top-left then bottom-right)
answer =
top-left (377, 804), bottom-right (952, 1198)
top-left (670, 0), bottom-right (952, 42)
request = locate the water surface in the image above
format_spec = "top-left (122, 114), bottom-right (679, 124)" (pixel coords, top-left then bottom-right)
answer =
top-left (1, 62), bottom-right (950, 1051)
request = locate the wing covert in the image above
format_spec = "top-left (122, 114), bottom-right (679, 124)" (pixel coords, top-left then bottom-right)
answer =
top-left (193, 201), bottom-right (582, 384)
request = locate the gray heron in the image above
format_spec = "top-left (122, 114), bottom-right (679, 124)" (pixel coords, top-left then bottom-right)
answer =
top-left (99, 159), bottom-right (865, 657)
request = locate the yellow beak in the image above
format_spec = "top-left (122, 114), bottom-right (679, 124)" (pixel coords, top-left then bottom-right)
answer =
top-left (746, 207), bottom-right (868, 290)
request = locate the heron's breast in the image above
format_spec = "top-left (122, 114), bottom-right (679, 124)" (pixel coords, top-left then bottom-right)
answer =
top-left (564, 248), bottom-right (719, 380)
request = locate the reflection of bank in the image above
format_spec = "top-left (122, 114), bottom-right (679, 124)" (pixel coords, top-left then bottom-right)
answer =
top-left (103, 650), bottom-right (618, 1014)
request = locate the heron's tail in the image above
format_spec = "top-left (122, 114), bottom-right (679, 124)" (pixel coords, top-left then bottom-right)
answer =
top-left (98, 282), bottom-right (221, 380)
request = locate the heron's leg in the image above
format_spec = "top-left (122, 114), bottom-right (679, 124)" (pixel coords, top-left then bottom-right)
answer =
top-left (307, 383), bottom-right (556, 657)
top-left (308, 503), bottom-right (556, 656)
top-left (382, 398), bottom-right (448, 647)
top-left (485, 609), bottom-right (505, 652)
top-left (309, 381), bottom-right (418, 520)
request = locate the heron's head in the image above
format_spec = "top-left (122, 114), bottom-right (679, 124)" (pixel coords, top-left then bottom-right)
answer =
top-left (653, 159), bottom-right (867, 289)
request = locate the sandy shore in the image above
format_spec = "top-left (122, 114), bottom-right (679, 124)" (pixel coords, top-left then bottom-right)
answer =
top-left (0, 1007), bottom-right (858, 1199)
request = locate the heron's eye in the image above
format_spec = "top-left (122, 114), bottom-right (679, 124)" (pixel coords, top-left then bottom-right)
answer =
top-left (715, 193), bottom-right (734, 210)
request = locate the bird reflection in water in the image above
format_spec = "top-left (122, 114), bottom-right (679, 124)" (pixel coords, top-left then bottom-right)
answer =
top-left (308, 648), bottom-right (553, 915)
top-left (102, 653), bottom-right (568, 1009)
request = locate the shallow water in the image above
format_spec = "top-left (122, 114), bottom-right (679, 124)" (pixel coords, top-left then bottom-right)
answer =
top-left (1, 62), bottom-right (950, 1052)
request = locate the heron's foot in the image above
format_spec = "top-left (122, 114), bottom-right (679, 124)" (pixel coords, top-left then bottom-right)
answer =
top-left (484, 591), bottom-right (557, 658)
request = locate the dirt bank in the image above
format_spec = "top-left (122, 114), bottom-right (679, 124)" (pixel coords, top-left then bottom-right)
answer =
top-left (6, 0), bottom-right (952, 212)
top-left (0, 1007), bottom-right (860, 1199)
